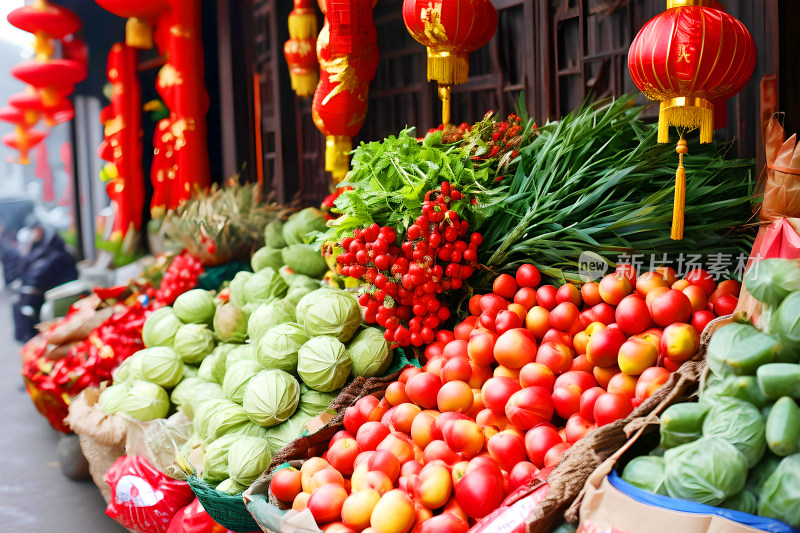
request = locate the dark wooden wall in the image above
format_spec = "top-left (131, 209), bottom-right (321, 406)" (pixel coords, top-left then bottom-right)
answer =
top-left (232, 0), bottom-right (783, 206)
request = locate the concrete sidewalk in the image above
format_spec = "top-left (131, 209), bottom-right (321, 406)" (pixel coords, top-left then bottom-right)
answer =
top-left (0, 296), bottom-right (124, 532)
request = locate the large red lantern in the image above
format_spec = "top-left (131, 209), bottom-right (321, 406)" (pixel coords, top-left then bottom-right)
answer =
top-left (94, 0), bottom-right (169, 49)
top-left (628, 1), bottom-right (755, 240)
top-left (311, 0), bottom-right (379, 183)
top-left (7, 0), bottom-right (81, 60)
top-left (402, 0), bottom-right (497, 125)
top-left (284, 0), bottom-right (319, 98)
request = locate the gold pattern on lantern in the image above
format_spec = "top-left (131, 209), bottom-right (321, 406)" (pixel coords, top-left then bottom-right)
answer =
top-left (676, 44), bottom-right (691, 63)
top-left (421, 2), bottom-right (447, 43)
top-left (158, 65), bottom-right (184, 88)
top-left (321, 57), bottom-right (360, 105)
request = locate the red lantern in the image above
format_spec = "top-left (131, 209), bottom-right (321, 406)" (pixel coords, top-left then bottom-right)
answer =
top-left (628, 1), bottom-right (755, 240)
top-left (94, 0), bottom-right (169, 49)
top-left (402, 0), bottom-right (497, 125)
top-left (11, 59), bottom-right (86, 107)
top-left (285, 0), bottom-right (319, 98)
top-left (311, 0), bottom-right (379, 183)
top-left (0, 104), bottom-right (37, 130)
top-left (3, 130), bottom-right (47, 165)
top-left (7, 0), bottom-right (81, 60)
top-left (102, 43), bottom-right (145, 242)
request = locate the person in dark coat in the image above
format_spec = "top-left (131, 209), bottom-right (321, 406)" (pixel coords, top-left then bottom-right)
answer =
top-left (0, 222), bottom-right (78, 342)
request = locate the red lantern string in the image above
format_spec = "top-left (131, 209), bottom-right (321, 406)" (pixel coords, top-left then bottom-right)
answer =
top-left (103, 43), bottom-right (145, 242)
top-left (311, 0), bottom-right (379, 183)
top-left (285, 0), bottom-right (320, 98)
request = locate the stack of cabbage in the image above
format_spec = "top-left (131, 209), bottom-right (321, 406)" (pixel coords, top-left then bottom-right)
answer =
top-left (100, 209), bottom-right (394, 495)
top-left (621, 259), bottom-right (800, 529)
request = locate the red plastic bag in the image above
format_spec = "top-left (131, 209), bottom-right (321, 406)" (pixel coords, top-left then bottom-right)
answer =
top-left (104, 456), bottom-right (194, 533)
top-left (167, 499), bottom-right (227, 533)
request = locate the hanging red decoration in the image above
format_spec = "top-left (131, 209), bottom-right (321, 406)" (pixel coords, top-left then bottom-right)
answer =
top-left (311, 0), bottom-right (379, 183)
top-left (284, 0), bottom-right (319, 97)
top-left (628, 1), bottom-right (756, 239)
top-left (402, 0), bottom-right (497, 125)
top-left (11, 59), bottom-right (86, 108)
top-left (94, 0), bottom-right (168, 49)
top-left (3, 130), bottom-right (47, 165)
top-left (0, 105), bottom-right (38, 130)
top-left (102, 43), bottom-right (145, 243)
top-left (7, 0), bottom-right (81, 60)
top-left (148, 0), bottom-right (210, 216)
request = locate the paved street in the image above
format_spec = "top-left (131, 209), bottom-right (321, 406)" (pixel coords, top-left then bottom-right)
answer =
top-left (0, 293), bottom-right (124, 532)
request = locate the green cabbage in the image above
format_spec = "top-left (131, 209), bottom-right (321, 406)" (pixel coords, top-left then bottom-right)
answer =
top-left (758, 453), bottom-right (800, 527)
top-left (256, 322), bottom-right (308, 372)
top-left (621, 456), bottom-right (666, 495)
top-left (252, 247), bottom-right (284, 273)
top-left (264, 411), bottom-right (311, 454)
top-left (227, 436), bottom-right (272, 485)
top-left (659, 402), bottom-right (708, 449)
top-left (747, 453), bottom-right (781, 493)
top-left (290, 275), bottom-right (321, 291)
top-left (138, 346), bottom-right (184, 388)
top-left (206, 400), bottom-right (251, 441)
top-left (721, 490), bottom-right (758, 515)
top-left (706, 323), bottom-right (777, 377)
top-left (700, 375), bottom-right (770, 409)
top-left (300, 289), bottom-right (361, 342)
top-left (225, 344), bottom-right (256, 371)
top-left (227, 422), bottom-right (271, 441)
top-left (99, 383), bottom-right (132, 414)
top-left (248, 299), bottom-right (296, 342)
top-left (298, 384), bottom-right (338, 417)
top-left (193, 398), bottom-right (229, 439)
top-left (664, 436), bottom-right (748, 506)
top-left (702, 398), bottom-right (766, 467)
top-left (242, 369), bottom-right (300, 427)
top-left (282, 207), bottom-right (327, 245)
top-left (244, 267), bottom-right (289, 305)
top-left (279, 265), bottom-right (299, 285)
top-left (264, 219), bottom-right (287, 248)
top-left (348, 327), bottom-right (392, 378)
top-left (142, 307), bottom-right (183, 348)
top-left (286, 287), bottom-right (313, 306)
top-left (774, 291), bottom-right (800, 352)
top-left (173, 289), bottom-right (216, 324)
top-left (216, 478), bottom-right (246, 494)
top-left (183, 365), bottom-right (199, 378)
top-left (223, 360), bottom-right (263, 404)
top-left (213, 303), bottom-right (249, 343)
top-left (198, 352), bottom-right (227, 384)
top-left (282, 244), bottom-right (328, 278)
top-left (171, 379), bottom-right (225, 418)
top-left (229, 272), bottom-right (253, 309)
top-left (744, 258), bottom-right (800, 309)
top-left (173, 324), bottom-right (216, 364)
top-left (121, 381), bottom-right (170, 421)
top-left (202, 434), bottom-right (239, 483)
top-left (113, 354), bottom-right (141, 382)
top-left (298, 336), bottom-right (352, 392)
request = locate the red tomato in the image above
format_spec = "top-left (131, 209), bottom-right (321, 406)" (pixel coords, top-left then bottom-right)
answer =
top-left (691, 310), bottom-right (715, 333)
top-left (556, 284), bottom-right (582, 306)
top-left (524, 425), bottom-right (563, 467)
top-left (468, 294), bottom-right (483, 316)
top-left (549, 302), bottom-right (580, 332)
top-left (593, 393), bottom-right (634, 426)
top-left (271, 468), bottom-right (302, 502)
top-left (714, 294), bottom-right (738, 316)
top-left (544, 442), bottom-right (572, 468)
top-left (454, 466), bottom-right (506, 519)
top-left (436, 330), bottom-right (456, 343)
top-left (493, 274), bottom-right (518, 299)
top-left (579, 387), bottom-right (606, 423)
top-left (536, 285), bottom-right (558, 311)
top-left (516, 264), bottom-right (542, 288)
top-left (514, 287), bottom-right (538, 310)
top-left (443, 340), bottom-right (469, 360)
top-left (454, 317), bottom-right (479, 340)
top-left (581, 281), bottom-right (603, 307)
top-left (495, 309), bottom-right (524, 335)
top-left (685, 268), bottom-right (716, 296)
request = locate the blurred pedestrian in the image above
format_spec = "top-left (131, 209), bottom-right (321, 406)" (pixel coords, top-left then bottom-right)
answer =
top-left (0, 219), bottom-right (77, 342)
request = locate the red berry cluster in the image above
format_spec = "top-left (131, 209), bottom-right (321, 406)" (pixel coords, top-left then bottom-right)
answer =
top-left (156, 252), bottom-right (204, 305)
top-left (427, 122), bottom-right (472, 143)
top-left (336, 182), bottom-right (482, 347)
top-left (472, 113), bottom-right (523, 161)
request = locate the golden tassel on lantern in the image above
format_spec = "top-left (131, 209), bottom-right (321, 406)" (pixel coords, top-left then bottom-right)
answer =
top-left (658, 97), bottom-right (715, 145)
top-left (325, 135), bottom-right (351, 183)
top-left (671, 139), bottom-right (688, 240)
top-left (289, 1), bottom-right (318, 40)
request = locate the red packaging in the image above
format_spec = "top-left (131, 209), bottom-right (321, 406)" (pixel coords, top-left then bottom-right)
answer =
top-left (105, 456), bottom-right (194, 533)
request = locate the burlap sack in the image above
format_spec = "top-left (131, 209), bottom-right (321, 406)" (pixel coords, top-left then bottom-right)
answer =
top-left (524, 316), bottom-right (731, 533)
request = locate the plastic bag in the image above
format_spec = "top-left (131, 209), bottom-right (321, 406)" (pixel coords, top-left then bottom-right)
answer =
top-left (167, 498), bottom-right (228, 533)
top-left (105, 455), bottom-right (194, 533)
